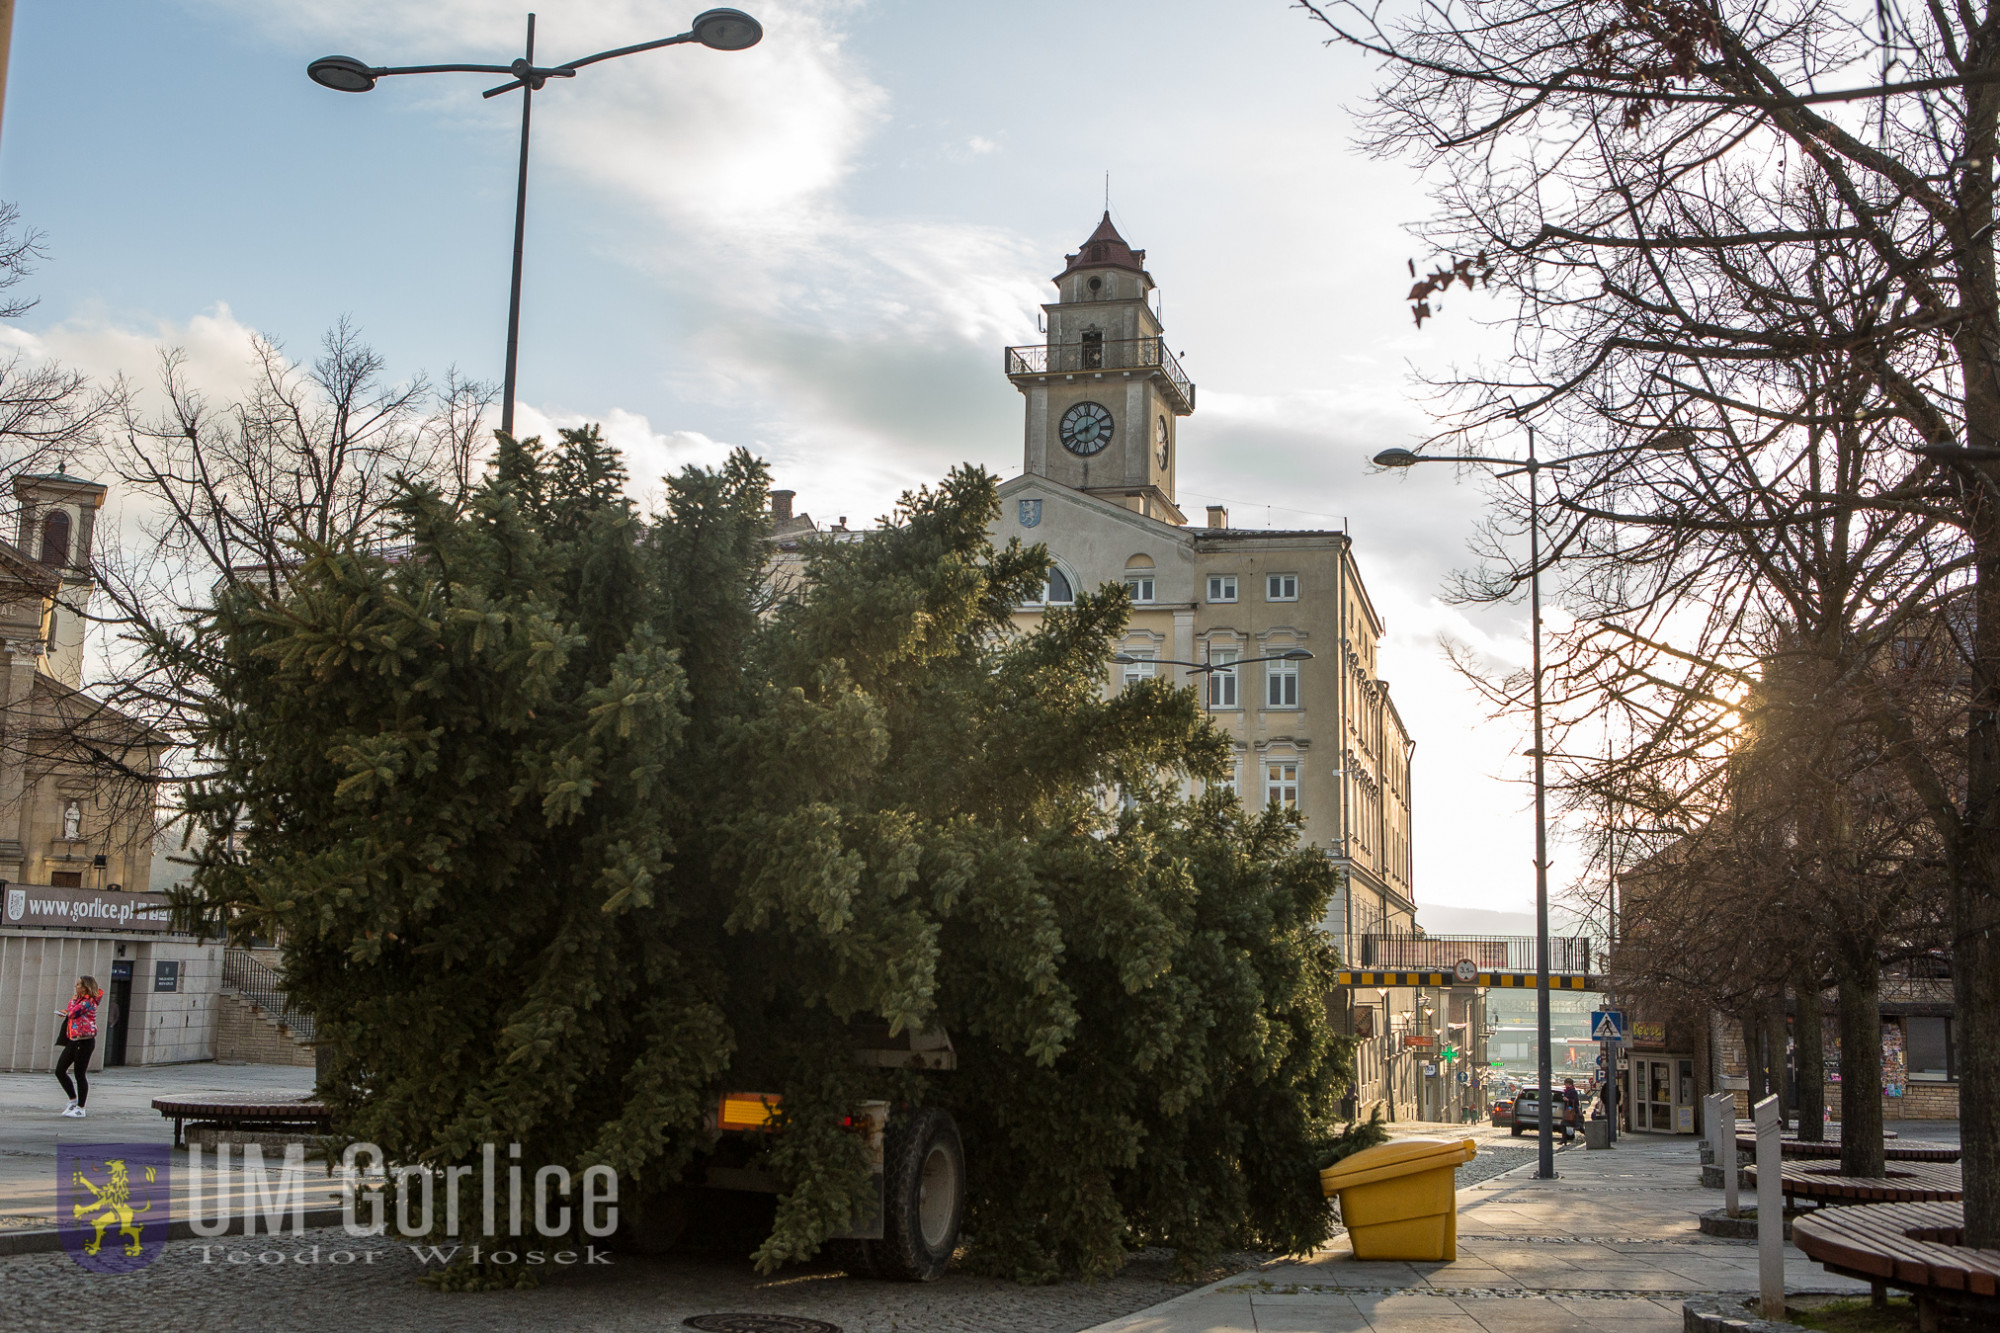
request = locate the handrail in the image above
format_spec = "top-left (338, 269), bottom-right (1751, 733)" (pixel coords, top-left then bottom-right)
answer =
top-left (1358, 931), bottom-right (1594, 975)
top-left (1004, 337), bottom-right (1195, 411)
top-left (221, 947), bottom-right (317, 1041)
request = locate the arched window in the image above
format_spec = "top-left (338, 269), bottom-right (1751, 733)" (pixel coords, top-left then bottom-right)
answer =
top-left (39, 509), bottom-right (70, 567)
top-left (1080, 328), bottom-right (1104, 369)
top-left (1046, 567), bottom-right (1074, 604)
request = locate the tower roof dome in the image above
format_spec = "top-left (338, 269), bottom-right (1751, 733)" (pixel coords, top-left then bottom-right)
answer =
top-left (1057, 212), bottom-right (1148, 280)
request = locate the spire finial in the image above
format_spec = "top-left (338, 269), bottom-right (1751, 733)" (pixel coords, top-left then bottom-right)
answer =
top-left (1104, 170), bottom-right (1110, 212)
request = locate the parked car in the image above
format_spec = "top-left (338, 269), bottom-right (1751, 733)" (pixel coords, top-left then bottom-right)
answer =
top-left (1510, 1087), bottom-right (1580, 1137)
top-left (1489, 1098), bottom-right (1513, 1128)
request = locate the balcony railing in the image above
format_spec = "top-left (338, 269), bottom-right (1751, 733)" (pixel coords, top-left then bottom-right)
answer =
top-left (1004, 337), bottom-right (1195, 413)
top-left (1356, 932), bottom-right (1595, 976)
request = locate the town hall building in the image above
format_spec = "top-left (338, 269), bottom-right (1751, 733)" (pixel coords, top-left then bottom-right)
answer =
top-left (992, 215), bottom-right (1425, 1117)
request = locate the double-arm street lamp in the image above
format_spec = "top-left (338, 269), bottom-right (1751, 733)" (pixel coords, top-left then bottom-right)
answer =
top-left (1373, 430), bottom-right (1617, 1180)
top-left (307, 9), bottom-right (764, 435)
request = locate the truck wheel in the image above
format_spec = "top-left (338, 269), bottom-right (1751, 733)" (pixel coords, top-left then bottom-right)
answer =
top-left (875, 1106), bottom-right (964, 1282)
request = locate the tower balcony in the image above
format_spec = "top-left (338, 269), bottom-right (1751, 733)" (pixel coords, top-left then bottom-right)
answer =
top-left (1005, 337), bottom-right (1195, 414)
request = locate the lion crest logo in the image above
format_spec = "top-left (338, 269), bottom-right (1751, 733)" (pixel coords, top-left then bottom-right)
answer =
top-left (59, 1144), bottom-right (170, 1272)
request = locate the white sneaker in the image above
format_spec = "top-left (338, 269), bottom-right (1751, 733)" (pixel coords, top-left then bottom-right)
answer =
top-left (63, 1106), bottom-right (84, 1118)
top-left (63, 1099), bottom-right (76, 1114)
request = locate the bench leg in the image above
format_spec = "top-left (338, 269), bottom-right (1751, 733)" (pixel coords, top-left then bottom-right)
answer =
top-left (1916, 1295), bottom-right (1938, 1333)
top-left (1871, 1281), bottom-right (1886, 1307)
top-left (174, 1116), bottom-right (184, 1150)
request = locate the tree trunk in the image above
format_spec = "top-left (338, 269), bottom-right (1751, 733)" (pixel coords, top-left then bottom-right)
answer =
top-left (1837, 967), bottom-right (1885, 1178)
top-left (1765, 1001), bottom-right (1791, 1127)
top-left (1957, 850), bottom-right (1999, 1245)
top-left (1793, 971), bottom-right (1826, 1142)
top-left (1740, 1012), bottom-right (1768, 1107)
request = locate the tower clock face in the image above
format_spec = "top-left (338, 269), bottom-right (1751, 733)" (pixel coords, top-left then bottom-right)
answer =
top-left (1059, 401), bottom-right (1114, 456)
top-left (1155, 416), bottom-right (1170, 469)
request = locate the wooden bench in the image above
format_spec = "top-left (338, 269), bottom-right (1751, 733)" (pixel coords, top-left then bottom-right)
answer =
top-left (1735, 1134), bottom-right (1962, 1164)
top-left (1740, 1159), bottom-right (1962, 1206)
top-left (1792, 1199), bottom-right (2000, 1329)
top-left (152, 1096), bottom-right (332, 1149)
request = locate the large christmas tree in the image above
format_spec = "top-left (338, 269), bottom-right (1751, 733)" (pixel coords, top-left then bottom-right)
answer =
top-left (174, 428), bottom-right (1355, 1281)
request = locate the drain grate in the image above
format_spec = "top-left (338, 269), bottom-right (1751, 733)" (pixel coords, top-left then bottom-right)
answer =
top-left (683, 1317), bottom-right (842, 1333)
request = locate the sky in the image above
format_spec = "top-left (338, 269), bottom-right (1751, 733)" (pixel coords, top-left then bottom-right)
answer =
top-left (0, 1), bottom-right (1598, 930)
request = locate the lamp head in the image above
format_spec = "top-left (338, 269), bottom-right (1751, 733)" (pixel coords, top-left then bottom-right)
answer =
top-left (308, 55), bottom-right (378, 92)
top-left (1111, 653), bottom-right (1138, 664)
top-left (1372, 447), bottom-right (1421, 468)
top-left (692, 8), bottom-right (763, 50)
top-left (1280, 649), bottom-right (1315, 660)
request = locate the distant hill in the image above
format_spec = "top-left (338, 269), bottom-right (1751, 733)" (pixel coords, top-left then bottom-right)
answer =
top-left (1413, 903), bottom-right (1597, 939)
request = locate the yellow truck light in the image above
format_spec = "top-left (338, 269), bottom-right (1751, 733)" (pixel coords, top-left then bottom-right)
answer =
top-left (718, 1092), bottom-right (784, 1132)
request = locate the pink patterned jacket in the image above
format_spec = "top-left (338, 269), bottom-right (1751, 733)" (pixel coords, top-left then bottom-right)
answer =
top-left (62, 995), bottom-right (97, 1041)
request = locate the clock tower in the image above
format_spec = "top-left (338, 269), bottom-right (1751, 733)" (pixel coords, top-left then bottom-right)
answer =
top-left (1005, 214), bottom-right (1195, 524)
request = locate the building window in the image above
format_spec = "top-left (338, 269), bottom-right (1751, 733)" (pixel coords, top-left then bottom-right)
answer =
top-left (1267, 572), bottom-right (1298, 601)
top-left (1215, 758), bottom-right (1238, 795)
top-left (51, 870), bottom-right (82, 887)
top-left (1265, 760), bottom-right (1299, 811)
top-left (1126, 575), bottom-right (1155, 604)
top-left (1041, 567), bottom-right (1074, 605)
top-left (1905, 1016), bottom-right (1954, 1081)
top-left (39, 509), bottom-right (70, 567)
top-left (1207, 574), bottom-right (1237, 603)
top-left (1081, 328), bottom-right (1104, 369)
top-left (1207, 648), bottom-right (1239, 707)
top-left (1266, 655), bottom-right (1299, 708)
top-left (1121, 651), bottom-right (1156, 689)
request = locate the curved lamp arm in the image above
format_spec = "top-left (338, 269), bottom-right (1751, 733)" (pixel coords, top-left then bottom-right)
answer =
top-left (482, 33), bottom-right (695, 97)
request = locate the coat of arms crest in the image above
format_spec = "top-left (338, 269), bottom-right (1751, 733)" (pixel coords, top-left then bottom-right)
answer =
top-left (1018, 499), bottom-right (1042, 528)
top-left (59, 1143), bottom-right (170, 1272)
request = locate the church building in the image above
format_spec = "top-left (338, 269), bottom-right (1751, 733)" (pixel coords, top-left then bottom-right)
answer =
top-left (993, 216), bottom-right (1424, 1117)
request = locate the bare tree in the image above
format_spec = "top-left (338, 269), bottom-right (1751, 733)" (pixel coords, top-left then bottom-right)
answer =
top-left (0, 201), bottom-right (122, 510)
top-left (80, 323), bottom-right (492, 834)
top-left (1303, 0), bottom-right (2000, 1229)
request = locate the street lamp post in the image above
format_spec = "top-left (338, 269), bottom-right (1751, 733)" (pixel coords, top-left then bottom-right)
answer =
top-left (1374, 430), bottom-right (1566, 1178)
top-left (306, 9), bottom-right (764, 436)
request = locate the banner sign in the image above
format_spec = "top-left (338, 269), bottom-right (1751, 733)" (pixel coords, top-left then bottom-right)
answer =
top-left (3, 885), bottom-right (173, 933)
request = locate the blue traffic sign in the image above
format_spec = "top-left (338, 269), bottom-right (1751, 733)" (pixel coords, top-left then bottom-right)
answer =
top-left (1590, 1010), bottom-right (1627, 1041)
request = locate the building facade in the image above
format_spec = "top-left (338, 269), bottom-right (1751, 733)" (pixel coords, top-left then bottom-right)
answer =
top-left (0, 472), bottom-right (218, 1072)
top-left (991, 216), bottom-right (1424, 1118)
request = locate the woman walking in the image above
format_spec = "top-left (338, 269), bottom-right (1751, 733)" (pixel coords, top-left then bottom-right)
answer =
top-left (55, 976), bottom-right (101, 1118)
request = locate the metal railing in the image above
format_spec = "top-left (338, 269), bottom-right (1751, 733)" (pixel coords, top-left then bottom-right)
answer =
top-left (1357, 932), bottom-right (1595, 975)
top-left (1004, 337), bottom-right (1195, 412)
top-left (222, 947), bottom-right (316, 1041)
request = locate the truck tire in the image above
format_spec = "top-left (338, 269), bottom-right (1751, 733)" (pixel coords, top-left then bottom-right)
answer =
top-left (874, 1106), bottom-right (965, 1282)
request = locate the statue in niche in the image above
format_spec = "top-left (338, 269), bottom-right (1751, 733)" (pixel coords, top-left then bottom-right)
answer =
top-left (61, 799), bottom-right (81, 841)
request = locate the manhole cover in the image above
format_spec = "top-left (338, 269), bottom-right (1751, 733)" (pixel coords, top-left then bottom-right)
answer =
top-left (683, 1318), bottom-right (842, 1333)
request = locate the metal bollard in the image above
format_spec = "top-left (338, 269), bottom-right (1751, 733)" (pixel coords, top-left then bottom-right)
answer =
top-left (1754, 1093), bottom-right (1784, 1320)
top-left (1719, 1093), bottom-right (1740, 1219)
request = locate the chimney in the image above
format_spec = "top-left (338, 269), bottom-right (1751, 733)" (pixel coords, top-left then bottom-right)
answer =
top-left (1206, 505), bottom-right (1228, 530)
top-left (770, 490), bottom-right (795, 523)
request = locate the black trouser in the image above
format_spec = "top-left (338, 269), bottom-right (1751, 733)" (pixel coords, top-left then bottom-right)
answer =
top-left (55, 1037), bottom-right (94, 1106)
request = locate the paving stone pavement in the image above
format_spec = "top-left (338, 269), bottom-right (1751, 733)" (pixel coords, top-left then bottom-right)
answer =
top-left (1, 1230), bottom-right (1222, 1333)
top-left (1079, 1130), bottom-right (1879, 1333)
